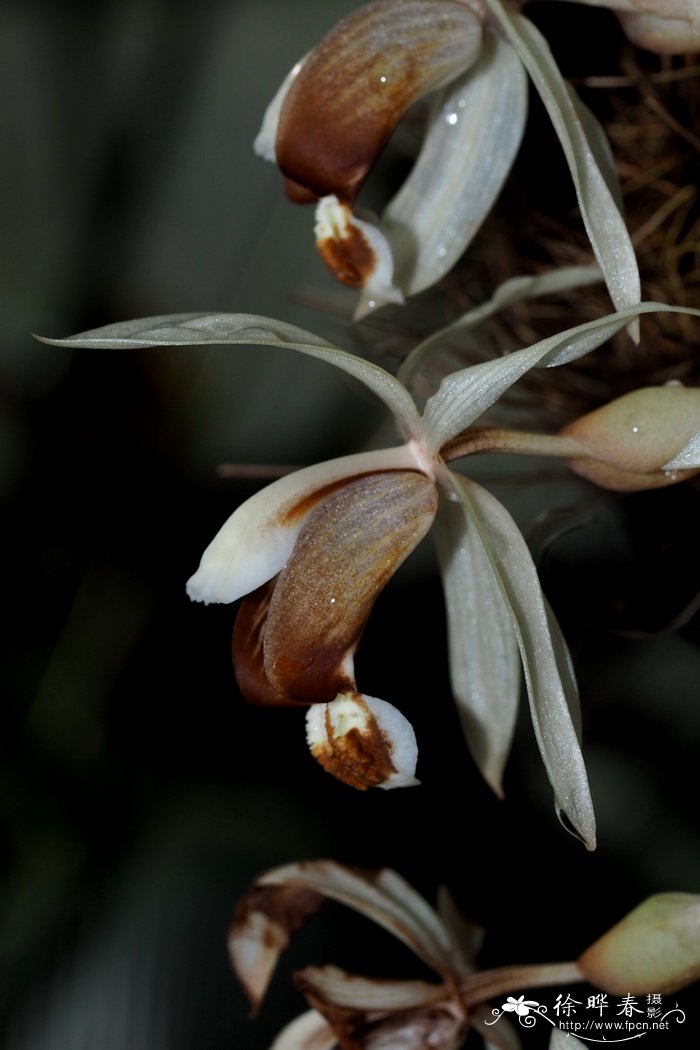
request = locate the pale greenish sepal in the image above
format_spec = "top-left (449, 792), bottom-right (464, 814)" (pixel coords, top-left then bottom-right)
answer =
top-left (480, 0), bottom-right (640, 321)
top-left (452, 474), bottom-right (596, 850)
top-left (38, 313), bottom-right (422, 438)
top-left (422, 301), bottom-right (700, 452)
top-left (433, 486), bottom-right (520, 798)
top-left (398, 264), bottom-right (602, 392)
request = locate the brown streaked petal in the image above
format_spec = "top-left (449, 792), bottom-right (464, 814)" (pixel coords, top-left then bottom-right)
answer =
top-left (229, 883), bottom-right (324, 1012)
top-left (232, 579), bottom-right (308, 707)
top-left (263, 470), bottom-right (437, 702)
top-left (306, 693), bottom-right (419, 791)
top-left (275, 0), bottom-right (483, 203)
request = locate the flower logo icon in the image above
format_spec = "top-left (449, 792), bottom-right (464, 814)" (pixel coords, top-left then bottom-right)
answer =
top-left (502, 995), bottom-right (540, 1017)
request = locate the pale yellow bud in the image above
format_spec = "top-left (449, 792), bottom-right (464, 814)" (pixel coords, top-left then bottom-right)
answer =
top-left (578, 893), bottom-right (700, 995)
top-left (561, 384), bottom-right (700, 491)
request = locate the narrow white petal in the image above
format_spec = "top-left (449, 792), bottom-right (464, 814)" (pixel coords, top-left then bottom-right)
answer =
top-left (481, 1), bottom-right (641, 320)
top-left (187, 445), bottom-right (424, 604)
top-left (452, 475), bottom-right (596, 850)
top-left (356, 30), bottom-right (527, 314)
top-left (254, 57), bottom-right (307, 162)
top-left (38, 313), bottom-right (422, 439)
top-left (422, 301), bottom-right (700, 451)
top-left (433, 490), bottom-right (520, 797)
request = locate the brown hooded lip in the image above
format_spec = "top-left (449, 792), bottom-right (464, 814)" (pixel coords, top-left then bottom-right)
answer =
top-left (233, 469), bottom-right (437, 707)
top-left (274, 0), bottom-right (484, 203)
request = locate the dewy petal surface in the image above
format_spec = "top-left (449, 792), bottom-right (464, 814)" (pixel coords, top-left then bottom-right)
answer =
top-left (274, 0), bottom-right (483, 203)
top-left (261, 470), bottom-right (437, 700)
top-left (186, 447), bottom-right (424, 605)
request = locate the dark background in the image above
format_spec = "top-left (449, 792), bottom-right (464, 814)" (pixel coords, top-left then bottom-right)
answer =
top-left (2, 1), bottom-right (699, 1047)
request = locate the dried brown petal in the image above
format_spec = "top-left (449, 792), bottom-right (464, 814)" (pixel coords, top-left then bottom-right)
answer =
top-left (229, 883), bottom-right (324, 1011)
top-left (275, 0), bottom-right (483, 202)
top-left (263, 470), bottom-right (437, 703)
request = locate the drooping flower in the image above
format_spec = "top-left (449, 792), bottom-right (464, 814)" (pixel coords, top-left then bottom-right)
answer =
top-left (255, 0), bottom-right (641, 319)
top-left (41, 295), bottom-right (700, 847)
top-left (230, 859), bottom-right (700, 1049)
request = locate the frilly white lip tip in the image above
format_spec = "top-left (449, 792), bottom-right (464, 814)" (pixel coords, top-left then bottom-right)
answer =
top-left (305, 694), bottom-right (419, 791)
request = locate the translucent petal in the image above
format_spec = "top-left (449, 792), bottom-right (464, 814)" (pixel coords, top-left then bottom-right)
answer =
top-left (38, 313), bottom-right (422, 438)
top-left (258, 860), bottom-right (462, 979)
top-left (422, 301), bottom-right (700, 451)
top-left (185, 445), bottom-right (425, 604)
top-left (452, 475), bottom-right (596, 850)
top-left (357, 28), bottom-right (527, 313)
top-left (433, 489), bottom-right (520, 797)
top-left (480, 1), bottom-right (641, 320)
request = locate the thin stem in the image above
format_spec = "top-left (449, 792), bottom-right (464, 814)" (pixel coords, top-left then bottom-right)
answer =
top-left (460, 960), bottom-right (585, 1007)
top-left (441, 426), bottom-right (586, 462)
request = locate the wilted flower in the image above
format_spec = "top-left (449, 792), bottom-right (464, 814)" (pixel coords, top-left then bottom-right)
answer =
top-left (255, 0), bottom-right (641, 318)
top-left (230, 859), bottom-right (700, 1049)
top-left (42, 296), bottom-right (700, 847)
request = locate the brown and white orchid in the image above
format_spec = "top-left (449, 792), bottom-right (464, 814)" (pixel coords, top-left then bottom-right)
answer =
top-left (230, 859), bottom-right (700, 1050)
top-left (255, 0), bottom-right (643, 319)
top-left (42, 294), bottom-right (700, 849)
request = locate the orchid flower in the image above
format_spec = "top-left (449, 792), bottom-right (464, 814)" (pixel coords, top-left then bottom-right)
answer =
top-left (552, 0), bottom-right (700, 53)
top-left (230, 859), bottom-right (700, 1050)
top-left (41, 296), bottom-right (700, 850)
top-left (255, 0), bottom-right (641, 319)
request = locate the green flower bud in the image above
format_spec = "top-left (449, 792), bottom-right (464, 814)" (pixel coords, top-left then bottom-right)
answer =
top-left (578, 893), bottom-right (700, 995)
top-left (561, 384), bottom-right (700, 491)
